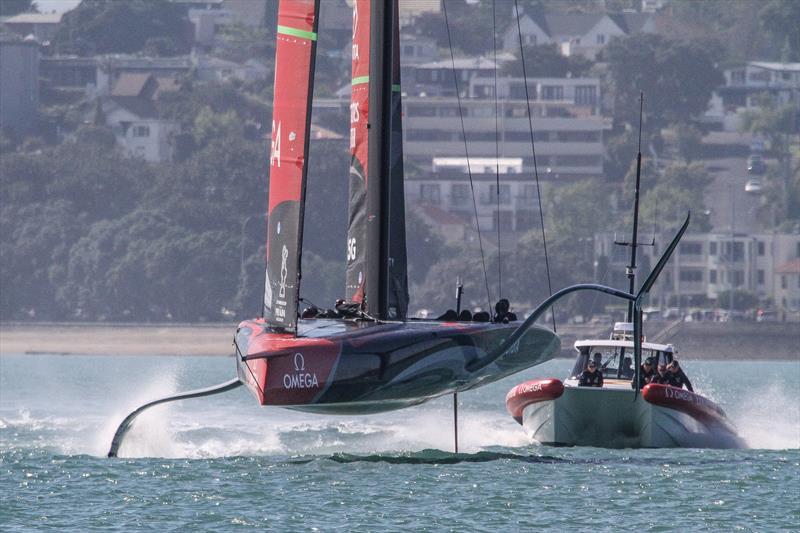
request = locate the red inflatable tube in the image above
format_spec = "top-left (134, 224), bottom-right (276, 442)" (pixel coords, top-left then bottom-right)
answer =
top-left (506, 379), bottom-right (565, 424)
top-left (642, 383), bottom-right (729, 425)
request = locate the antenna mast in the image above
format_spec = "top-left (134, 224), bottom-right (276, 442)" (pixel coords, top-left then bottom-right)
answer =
top-left (625, 93), bottom-right (645, 322)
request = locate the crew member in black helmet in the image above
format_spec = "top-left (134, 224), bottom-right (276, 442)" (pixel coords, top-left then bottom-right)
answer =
top-left (650, 363), bottom-right (672, 385)
top-left (579, 359), bottom-right (604, 387)
top-left (632, 357), bottom-right (656, 389)
top-left (667, 359), bottom-right (694, 392)
top-left (493, 298), bottom-right (517, 323)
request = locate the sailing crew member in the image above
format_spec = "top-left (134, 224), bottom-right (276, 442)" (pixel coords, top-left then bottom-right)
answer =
top-left (579, 360), bottom-right (604, 387)
top-left (493, 299), bottom-right (517, 323)
top-left (667, 360), bottom-right (693, 392)
top-left (632, 357), bottom-right (655, 389)
top-left (650, 363), bottom-right (672, 385)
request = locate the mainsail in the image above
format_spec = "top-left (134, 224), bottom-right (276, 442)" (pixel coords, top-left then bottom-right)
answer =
top-left (345, 0), bottom-right (408, 319)
top-left (263, 0), bottom-right (320, 331)
top-left (345, 0), bottom-right (370, 306)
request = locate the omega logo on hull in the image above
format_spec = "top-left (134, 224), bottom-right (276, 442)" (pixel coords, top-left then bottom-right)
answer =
top-left (282, 352), bottom-right (320, 390)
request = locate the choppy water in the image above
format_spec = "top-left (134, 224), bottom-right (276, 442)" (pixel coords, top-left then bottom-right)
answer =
top-left (1, 354), bottom-right (798, 531)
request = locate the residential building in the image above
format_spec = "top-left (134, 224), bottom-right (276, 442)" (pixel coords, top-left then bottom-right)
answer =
top-left (401, 75), bottom-right (607, 232)
top-left (95, 73), bottom-right (181, 162)
top-left (706, 61), bottom-right (800, 132)
top-left (502, 11), bottom-right (657, 60)
top-left (1, 12), bottom-right (62, 43)
top-left (594, 231), bottom-right (800, 320)
top-left (0, 34), bottom-right (39, 136)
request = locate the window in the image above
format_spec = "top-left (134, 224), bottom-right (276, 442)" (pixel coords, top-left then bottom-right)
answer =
top-left (450, 184), bottom-right (469, 206)
top-left (679, 269), bottom-right (703, 282)
top-left (709, 242), bottom-right (717, 255)
top-left (420, 184), bottom-right (440, 204)
top-left (493, 210), bottom-right (513, 231)
top-left (680, 242), bottom-right (702, 255)
top-left (782, 275), bottom-right (788, 289)
top-left (709, 269), bottom-right (717, 284)
top-left (488, 184), bottom-right (511, 205)
top-left (596, 34), bottom-right (605, 45)
top-left (758, 241), bottom-right (765, 256)
top-left (574, 86), bottom-right (597, 106)
top-left (133, 125), bottom-right (150, 137)
top-left (732, 270), bottom-right (744, 286)
top-left (757, 269), bottom-right (765, 284)
top-left (796, 241), bottom-right (800, 258)
top-left (540, 85), bottom-right (564, 100)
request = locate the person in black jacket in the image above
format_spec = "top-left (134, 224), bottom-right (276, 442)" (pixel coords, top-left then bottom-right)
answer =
top-left (579, 360), bottom-right (604, 387)
top-left (667, 360), bottom-right (694, 392)
top-left (650, 363), bottom-right (672, 385)
top-left (632, 357), bottom-right (655, 389)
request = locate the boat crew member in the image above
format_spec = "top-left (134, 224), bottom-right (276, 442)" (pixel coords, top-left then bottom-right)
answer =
top-left (592, 352), bottom-right (603, 369)
top-left (667, 360), bottom-right (693, 392)
top-left (650, 363), bottom-right (672, 385)
top-left (632, 357), bottom-right (655, 389)
top-left (620, 356), bottom-right (634, 378)
top-left (493, 299), bottom-right (517, 323)
top-left (579, 360), bottom-right (603, 387)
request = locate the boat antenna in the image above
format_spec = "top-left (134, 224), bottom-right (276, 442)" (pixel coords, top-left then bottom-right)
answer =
top-left (442, 0), bottom-right (492, 313)
top-left (513, 0), bottom-right (555, 332)
top-left (492, 0), bottom-right (502, 300)
top-left (613, 92), bottom-right (651, 322)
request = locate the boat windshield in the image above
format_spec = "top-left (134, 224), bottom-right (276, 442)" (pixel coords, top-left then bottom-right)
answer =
top-left (570, 345), bottom-right (659, 380)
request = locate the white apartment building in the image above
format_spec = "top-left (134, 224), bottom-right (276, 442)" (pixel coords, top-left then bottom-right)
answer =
top-left (706, 61), bottom-right (800, 132)
top-left (594, 231), bottom-right (800, 320)
top-left (402, 76), bottom-right (607, 232)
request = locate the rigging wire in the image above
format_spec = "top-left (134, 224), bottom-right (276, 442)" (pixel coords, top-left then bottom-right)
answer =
top-left (513, 0), bottom-right (556, 332)
top-left (442, 0), bottom-right (493, 313)
top-left (492, 0), bottom-right (502, 299)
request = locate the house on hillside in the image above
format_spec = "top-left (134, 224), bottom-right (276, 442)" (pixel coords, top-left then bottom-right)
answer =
top-left (706, 61), bottom-right (800, 131)
top-left (502, 11), bottom-right (657, 60)
top-left (94, 73), bottom-right (181, 162)
top-left (1, 12), bottom-right (62, 43)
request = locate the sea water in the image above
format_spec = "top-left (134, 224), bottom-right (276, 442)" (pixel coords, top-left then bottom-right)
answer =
top-left (1, 354), bottom-right (798, 531)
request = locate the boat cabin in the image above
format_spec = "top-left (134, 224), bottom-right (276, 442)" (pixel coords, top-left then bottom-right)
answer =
top-left (568, 323), bottom-right (675, 381)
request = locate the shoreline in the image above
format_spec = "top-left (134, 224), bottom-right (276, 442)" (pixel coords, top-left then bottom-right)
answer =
top-left (1, 322), bottom-right (798, 360)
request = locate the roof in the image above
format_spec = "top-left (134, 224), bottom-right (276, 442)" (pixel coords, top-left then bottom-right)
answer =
top-left (111, 73), bottom-right (153, 97)
top-left (574, 339), bottom-right (672, 352)
top-left (3, 12), bottom-right (63, 24)
top-left (418, 56), bottom-right (500, 70)
top-left (543, 14), bottom-right (609, 38)
top-left (775, 258), bottom-right (800, 274)
top-left (749, 61), bottom-right (800, 72)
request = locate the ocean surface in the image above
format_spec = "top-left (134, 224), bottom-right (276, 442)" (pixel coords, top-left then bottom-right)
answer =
top-left (1, 354), bottom-right (798, 531)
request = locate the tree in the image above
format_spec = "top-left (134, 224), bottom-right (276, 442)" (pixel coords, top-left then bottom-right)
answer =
top-left (606, 34), bottom-right (723, 129)
top-left (637, 163), bottom-right (714, 233)
top-left (503, 44), bottom-right (591, 78)
top-left (0, 0), bottom-right (34, 17)
top-left (53, 0), bottom-right (191, 56)
top-left (758, 0), bottom-right (800, 61)
top-left (674, 123), bottom-right (704, 163)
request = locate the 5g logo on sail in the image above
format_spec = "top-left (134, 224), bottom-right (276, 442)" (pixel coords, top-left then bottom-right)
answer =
top-left (346, 238), bottom-right (357, 262)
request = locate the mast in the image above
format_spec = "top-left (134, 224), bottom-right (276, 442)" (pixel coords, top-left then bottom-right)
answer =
top-left (365, 0), bottom-right (393, 319)
top-left (625, 93), bottom-right (644, 322)
top-left (345, 0), bottom-right (405, 319)
top-left (262, 0), bottom-right (320, 332)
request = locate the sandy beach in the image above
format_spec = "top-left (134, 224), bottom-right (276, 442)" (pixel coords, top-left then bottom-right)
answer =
top-left (0, 323), bottom-right (236, 356)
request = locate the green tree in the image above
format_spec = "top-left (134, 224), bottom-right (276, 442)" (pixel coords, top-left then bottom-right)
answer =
top-left (0, 0), bottom-right (34, 17)
top-left (503, 43), bottom-right (592, 78)
top-left (606, 34), bottom-right (723, 129)
top-left (53, 0), bottom-right (191, 56)
top-left (758, 0), bottom-right (800, 61)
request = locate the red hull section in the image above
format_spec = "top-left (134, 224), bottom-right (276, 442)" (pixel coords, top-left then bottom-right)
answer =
top-left (642, 383), bottom-right (730, 427)
top-left (505, 379), bottom-right (565, 424)
top-left (235, 317), bottom-right (560, 414)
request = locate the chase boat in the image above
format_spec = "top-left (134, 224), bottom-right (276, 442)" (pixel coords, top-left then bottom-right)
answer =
top-left (506, 322), bottom-right (745, 448)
